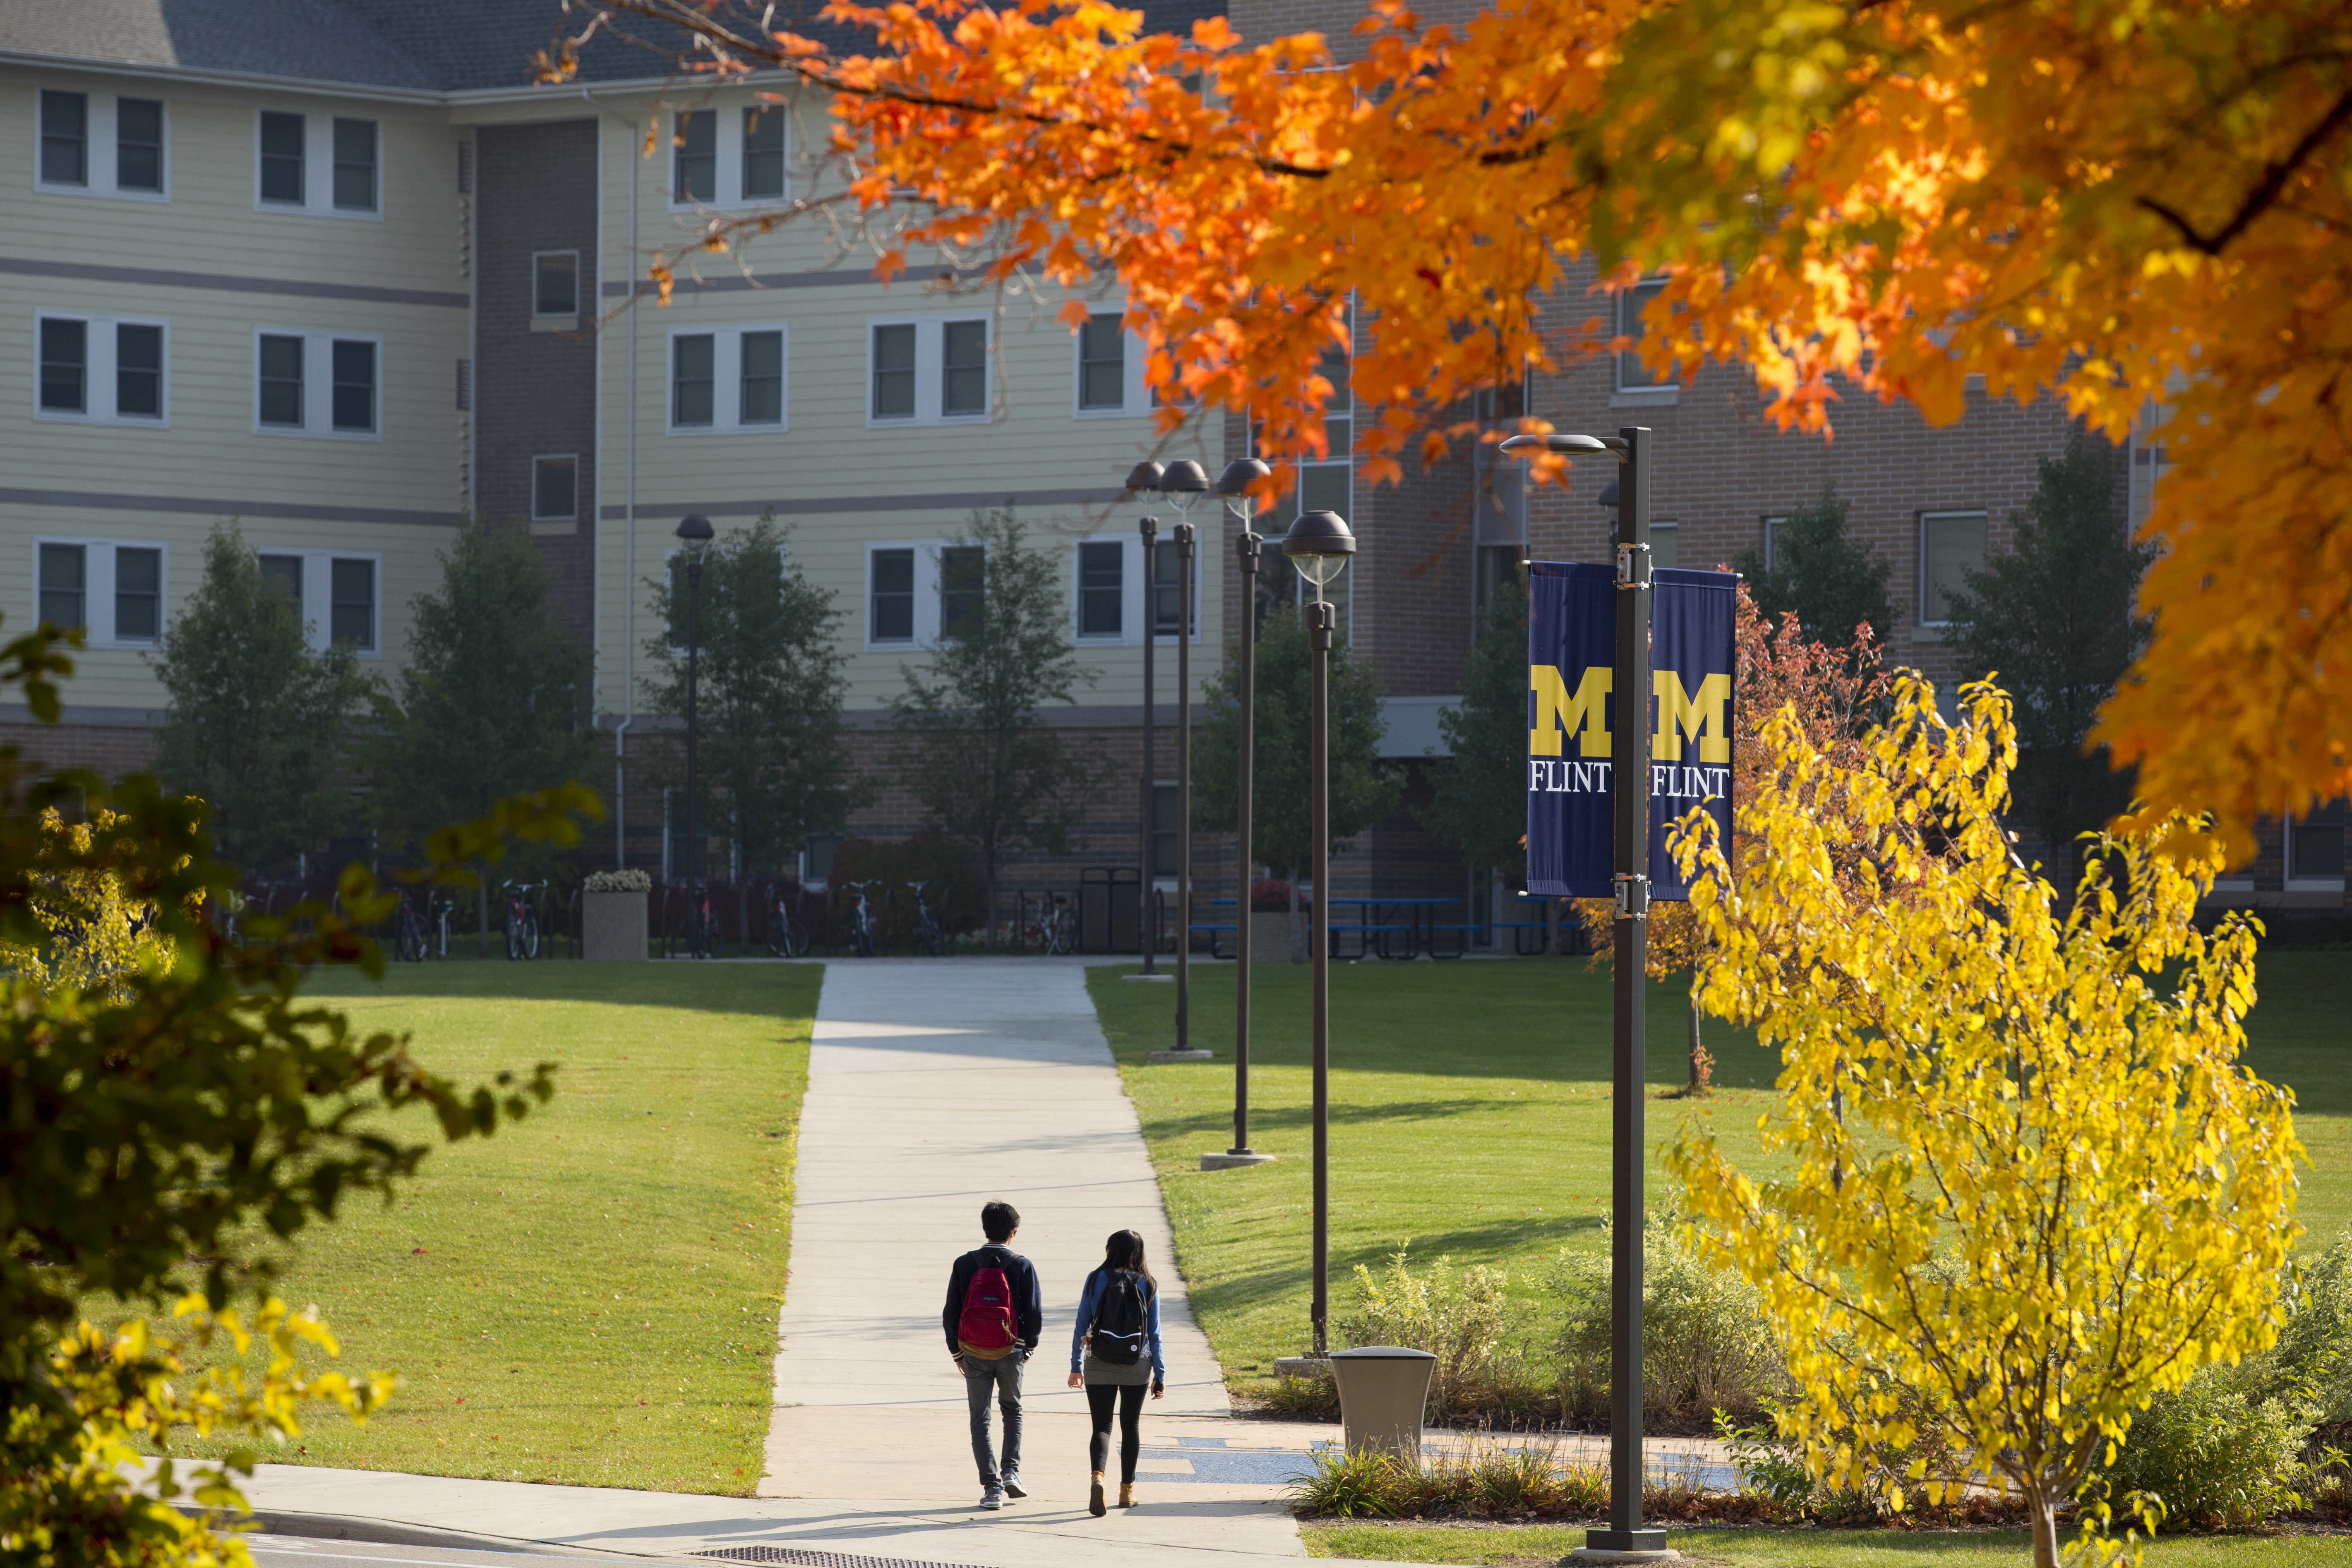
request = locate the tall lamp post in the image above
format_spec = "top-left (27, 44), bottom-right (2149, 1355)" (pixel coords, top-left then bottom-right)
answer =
top-left (676, 513), bottom-right (715, 959)
top-left (1124, 462), bottom-right (1167, 976)
top-left (1204, 458), bottom-right (1275, 1170)
top-left (1158, 460), bottom-right (1212, 1055)
top-left (1500, 428), bottom-right (1666, 1560)
top-left (1281, 507), bottom-right (1355, 1356)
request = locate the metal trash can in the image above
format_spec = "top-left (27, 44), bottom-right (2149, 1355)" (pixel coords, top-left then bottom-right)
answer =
top-left (1330, 1345), bottom-right (1437, 1466)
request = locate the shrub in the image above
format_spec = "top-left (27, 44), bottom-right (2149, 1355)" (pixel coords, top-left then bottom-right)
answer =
top-left (583, 868), bottom-right (651, 894)
top-left (1253, 1370), bottom-right (1340, 1421)
top-left (1250, 876), bottom-right (1294, 912)
top-left (1342, 1248), bottom-right (1514, 1419)
top-left (1289, 1448), bottom-right (1405, 1518)
top-left (1556, 1222), bottom-right (1782, 1431)
top-left (2090, 1364), bottom-right (2311, 1530)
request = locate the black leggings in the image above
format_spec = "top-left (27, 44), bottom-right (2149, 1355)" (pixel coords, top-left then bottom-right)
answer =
top-left (1086, 1381), bottom-right (1147, 1483)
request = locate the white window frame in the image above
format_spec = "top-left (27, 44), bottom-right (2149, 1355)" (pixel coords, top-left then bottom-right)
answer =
top-left (252, 327), bottom-right (384, 441)
top-left (531, 249), bottom-right (580, 325)
top-left (1071, 313), bottom-right (1151, 418)
top-left (252, 109), bottom-right (383, 221)
top-left (863, 540), bottom-right (994, 650)
top-left (866, 313), bottom-right (991, 427)
top-left (666, 101), bottom-right (792, 210)
top-left (253, 546), bottom-right (383, 656)
top-left (31, 535), bottom-right (169, 648)
top-left (1760, 515), bottom-right (1786, 572)
top-left (532, 454), bottom-right (579, 522)
top-left (2285, 812), bottom-right (2347, 893)
top-left (1918, 509), bottom-right (1989, 627)
top-left (1068, 535), bottom-right (1200, 647)
top-left (665, 324), bottom-right (790, 435)
top-left (34, 311), bottom-right (170, 426)
top-left (35, 89), bottom-right (170, 202)
top-left (1613, 277), bottom-right (1678, 401)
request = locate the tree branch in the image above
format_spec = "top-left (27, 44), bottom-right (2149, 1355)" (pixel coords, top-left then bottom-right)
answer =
top-left (2137, 86), bottom-right (2352, 256)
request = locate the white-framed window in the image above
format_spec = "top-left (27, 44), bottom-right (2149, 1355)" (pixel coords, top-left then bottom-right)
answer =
top-left (1073, 312), bottom-right (1151, 417)
top-left (253, 328), bottom-right (380, 439)
top-left (33, 537), bottom-right (167, 646)
top-left (1615, 277), bottom-right (1674, 393)
top-left (533, 251), bottom-right (579, 320)
top-left (533, 455), bottom-right (578, 521)
top-left (255, 110), bottom-right (380, 218)
top-left (36, 89), bottom-right (168, 200)
top-left (1760, 515), bottom-right (1786, 571)
top-left (2286, 812), bottom-right (2347, 892)
top-left (254, 547), bottom-right (380, 653)
top-left (1076, 539), bottom-right (1123, 638)
top-left (867, 314), bottom-right (990, 425)
top-left (864, 540), bottom-right (991, 648)
top-left (1069, 535), bottom-right (1200, 645)
top-left (35, 312), bottom-right (168, 425)
top-left (667, 324), bottom-right (788, 434)
top-left (1920, 510), bottom-right (1988, 625)
top-left (668, 102), bottom-right (792, 208)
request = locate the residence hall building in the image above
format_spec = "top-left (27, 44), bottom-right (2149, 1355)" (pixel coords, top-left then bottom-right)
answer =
top-left (6, 1), bottom-right (2328, 929)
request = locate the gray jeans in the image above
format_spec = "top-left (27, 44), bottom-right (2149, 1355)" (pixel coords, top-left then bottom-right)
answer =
top-left (962, 1353), bottom-right (1025, 1486)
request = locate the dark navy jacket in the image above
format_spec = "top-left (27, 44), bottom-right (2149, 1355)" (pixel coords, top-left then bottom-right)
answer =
top-left (944, 1243), bottom-right (1043, 1358)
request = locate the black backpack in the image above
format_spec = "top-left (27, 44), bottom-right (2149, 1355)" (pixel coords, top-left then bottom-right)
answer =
top-left (1090, 1268), bottom-right (1150, 1365)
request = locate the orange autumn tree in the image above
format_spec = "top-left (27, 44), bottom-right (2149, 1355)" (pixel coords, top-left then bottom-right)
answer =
top-left (554, 0), bottom-right (2352, 859)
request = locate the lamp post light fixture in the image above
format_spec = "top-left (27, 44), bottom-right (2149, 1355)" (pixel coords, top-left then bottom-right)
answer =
top-left (675, 512), bottom-right (715, 959)
top-left (1498, 427), bottom-right (1669, 1562)
top-left (1282, 506), bottom-right (1355, 1357)
top-left (1124, 462), bottom-right (1169, 977)
top-left (1203, 458), bottom-right (1276, 1170)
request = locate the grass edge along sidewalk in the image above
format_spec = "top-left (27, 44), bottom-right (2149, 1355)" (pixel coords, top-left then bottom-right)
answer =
top-left (1303, 1521), bottom-right (2352, 1565)
top-left (121, 963), bottom-right (818, 1496)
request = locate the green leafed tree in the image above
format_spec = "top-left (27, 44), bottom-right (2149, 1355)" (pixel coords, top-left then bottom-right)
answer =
top-left (1733, 484), bottom-right (1896, 651)
top-left (1943, 439), bottom-right (2155, 861)
top-left (1193, 604), bottom-right (1394, 954)
top-left (891, 507), bottom-right (1098, 947)
top-left (1423, 572), bottom-right (1528, 885)
top-left (148, 522), bottom-right (372, 877)
top-left (371, 521), bottom-right (598, 952)
top-left (643, 515), bottom-right (857, 880)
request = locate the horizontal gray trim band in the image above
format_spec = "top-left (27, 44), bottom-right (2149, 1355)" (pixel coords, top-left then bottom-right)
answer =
top-left (0, 256), bottom-right (470, 310)
top-left (0, 704), bottom-right (166, 728)
top-left (601, 489), bottom-right (1125, 523)
top-left (601, 264), bottom-right (990, 299)
top-left (0, 487), bottom-right (459, 528)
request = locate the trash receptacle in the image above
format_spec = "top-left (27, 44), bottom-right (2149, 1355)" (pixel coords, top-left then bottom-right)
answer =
top-left (1329, 1345), bottom-right (1437, 1466)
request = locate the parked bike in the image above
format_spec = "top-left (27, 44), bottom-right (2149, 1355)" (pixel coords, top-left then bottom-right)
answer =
top-left (503, 880), bottom-right (542, 961)
top-left (1033, 891), bottom-right (1076, 956)
top-left (686, 882), bottom-right (720, 960)
top-left (766, 882), bottom-right (809, 958)
top-left (844, 880), bottom-right (880, 958)
top-left (394, 889), bottom-right (430, 963)
top-left (907, 880), bottom-right (947, 957)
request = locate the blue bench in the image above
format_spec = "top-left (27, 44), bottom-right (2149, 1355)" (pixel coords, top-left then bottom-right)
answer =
top-left (1426, 923), bottom-right (1486, 959)
top-left (1493, 920), bottom-right (1550, 957)
top-left (1189, 923), bottom-right (1237, 959)
top-left (1328, 923), bottom-right (1413, 961)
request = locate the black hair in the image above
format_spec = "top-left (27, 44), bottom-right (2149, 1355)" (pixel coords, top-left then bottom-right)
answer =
top-left (1103, 1228), bottom-right (1156, 1288)
top-left (981, 1201), bottom-right (1020, 1243)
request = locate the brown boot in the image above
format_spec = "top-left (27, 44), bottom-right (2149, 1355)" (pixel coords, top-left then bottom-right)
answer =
top-left (1089, 1472), bottom-right (1106, 1517)
top-left (1119, 1482), bottom-right (1137, 1509)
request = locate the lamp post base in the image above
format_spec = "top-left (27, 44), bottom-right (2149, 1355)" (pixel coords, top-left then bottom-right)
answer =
top-left (1122, 972), bottom-right (1175, 983)
top-left (1149, 1048), bottom-right (1215, 1063)
top-left (1566, 1551), bottom-right (1681, 1566)
top-left (1272, 1355), bottom-right (1331, 1380)
top-left (1570, 1527), bottom-right (1678, 1564)
top-left (1201, 1149), bottom-right (1275, 1170)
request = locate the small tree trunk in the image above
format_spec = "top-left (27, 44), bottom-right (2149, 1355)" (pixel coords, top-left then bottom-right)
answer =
top-left (2027, 1484), bottom-right (2061, 1568)
top-left (1686, 1005), bottom-right (1711, 1096)
top-left (476, 871), bottom-right (490, 959)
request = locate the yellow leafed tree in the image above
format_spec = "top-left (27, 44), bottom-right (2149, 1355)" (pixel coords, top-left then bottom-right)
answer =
top-left (1666, 674), bottom-right (2302, 1568)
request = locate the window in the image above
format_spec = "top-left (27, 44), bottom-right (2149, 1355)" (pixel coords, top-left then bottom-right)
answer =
top-left (740, 330), bottom-right (783, 424)
top-left (871, 324), bottom-right (915, 419)
top-left (870, 548), bottom-right (915, 643)
top-left (115, 98), bottom-right (163, 191)
top-left (1650, 520), bottom-right (1680, 570)
top-left (253, 550), bottom-right (380, 654)
top-left (332, 117), bottom-right (376, 211)
top-left (533, 455), bottom-right (578, 522)
top-left (37, 542), bottom-right (84, 630)
top-left (672, 333), bottom-right (714, 427)
top-left (1078, 314), bottom-right (1126, 411)
top-left (868, 315), bottom-right (990, 424)
top-left (1151, 539), bottom-right (1195, 637)
top-left (254, 329), bottom-right (380, 438)
top-left (667, 326), bottom-right (787, 434)
top-left (939, 545), bottom-right (985, 640)
top-left (1615, 278), bottom-right (1673, 391)
top-left (329, 558), bottom-right (375, 649)
top-left (673, 110), bottom-right (716, 202)
top-left (1078, 541), bottom-right (1123, 636)
top-left (1920, 511), bottom-right (1988, 624)
top-left (533, 252), bottom-right (578, 317)
top-left (32, 538), bottom-right (168, 645)
top-left (36, 314), bottom-right (169, 424)
top-left (39, 90), bottom-right (85, 186)
top-left (2287, 812), bottom-right (2346, 890)
top-left (743, 105), bottom-right (787, 199)
top-left (259, 552), bottom-right (304, 612)
top-left (1152, 783), bottom-right (1180, 880)
top-left (1760, 515), bottom-right (1786, 571)
top-left (259, 111), bottom-right (304, 203)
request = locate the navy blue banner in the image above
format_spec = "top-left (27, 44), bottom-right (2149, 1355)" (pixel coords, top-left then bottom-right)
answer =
top-left (1525, 563), bottom-right (1737, 901)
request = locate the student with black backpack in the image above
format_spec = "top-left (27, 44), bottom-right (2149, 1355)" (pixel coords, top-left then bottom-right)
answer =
top-left (1064, 1228), bottom-right (1165, 1516)
top-left (944, 1201), bottom-right (1043, 1510)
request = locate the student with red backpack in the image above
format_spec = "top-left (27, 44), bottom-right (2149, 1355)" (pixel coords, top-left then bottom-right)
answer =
top-left (944, 1201), bottom-right (1043, 1509)
top-left (1064, 1228), bottom-right (1165, 1517)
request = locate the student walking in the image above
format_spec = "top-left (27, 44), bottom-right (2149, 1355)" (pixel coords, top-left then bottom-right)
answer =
top-left (1066, 1228), bottom-right (1165, 1517)
top-left (945, 1201), bottom-right (1043, 1509)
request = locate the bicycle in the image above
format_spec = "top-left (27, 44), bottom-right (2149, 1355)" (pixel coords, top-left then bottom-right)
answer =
top-left (502, 880), bottom-right (542, 961)
top-left (907, 880), bottom-right (947, 957)
top-left (686, 882), bottom-right (720, 960)
top-left (394, 889), bottom-right (429, 963)
top-left (766, 882), bottom-right (809, 958)
top-left (1033, 891), bottom-right (1077, 956)
top-left (843, 880), bottom-right (880, 958)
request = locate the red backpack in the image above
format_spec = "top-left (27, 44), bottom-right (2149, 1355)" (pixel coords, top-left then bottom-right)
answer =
top-left (958, 1263), bottom-right (1018, 1357)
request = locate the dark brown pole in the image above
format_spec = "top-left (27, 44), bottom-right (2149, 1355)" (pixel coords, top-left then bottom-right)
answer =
top-left (1233, 530), bottom-right (1260, 1153)
top-left (1176, 521), bottom-right (1195, 1047)
top-left (1140, 515), bottom-right (1158, 971)
top-left (1308, 596), bottom-right (1334, 1356)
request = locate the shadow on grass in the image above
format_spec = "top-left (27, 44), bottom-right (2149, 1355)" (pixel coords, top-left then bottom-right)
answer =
top-left (1191, 1215), bottom-right (1603, 1319)
top-left (303, 960), bottom-right (825, 1023)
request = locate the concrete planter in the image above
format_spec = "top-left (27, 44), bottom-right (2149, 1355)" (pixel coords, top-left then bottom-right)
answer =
top-left (583, 890), bottom-right (648, 961)
top-left (1250, 910), bottom-right (1299, 966)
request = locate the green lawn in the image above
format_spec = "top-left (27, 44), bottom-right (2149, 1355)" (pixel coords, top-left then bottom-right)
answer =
top-left (1304, 1521), bottom-right (2352, 1565)
top-left (1089, 949), bottom-right (2352, 1389)
top-left (121, 962), bottom-right (819, 1496)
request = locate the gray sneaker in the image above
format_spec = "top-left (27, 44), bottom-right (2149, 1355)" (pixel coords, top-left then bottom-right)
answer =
top-left (1002, 1474), bottom-right (1027, 1500)
top-left (979, 1486), bottom-right (1006, 1510)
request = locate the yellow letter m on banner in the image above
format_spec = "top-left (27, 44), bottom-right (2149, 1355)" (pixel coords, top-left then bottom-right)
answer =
top-left (1654, 670), bottom-right (1730, 762)
top-left (1530, 664), bottom-right (1613, 758)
